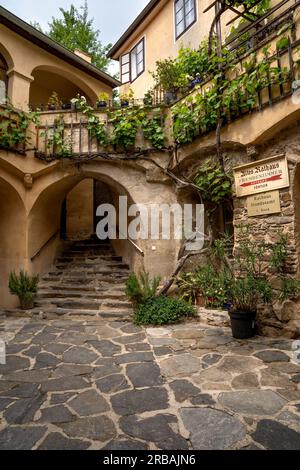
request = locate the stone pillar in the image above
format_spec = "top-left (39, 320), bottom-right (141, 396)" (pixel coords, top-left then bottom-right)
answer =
top-left (7, 69), bottom-right (33, 110)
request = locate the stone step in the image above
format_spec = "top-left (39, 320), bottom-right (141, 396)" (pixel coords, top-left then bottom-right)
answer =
top-left (58, 255), bottom-right (122, 262)
top-left (54, 265), bottom-right (129, 272)
top-left (37, 290), bottom-right (127, 300)
top-left (55, 261), bottom-right (129, 269)
top-left (62, 251), bottom-right (114, 257)
top-left (35, 297), bottom-right (131, 310)
top-left (39, 282), bottom-right (126, 291)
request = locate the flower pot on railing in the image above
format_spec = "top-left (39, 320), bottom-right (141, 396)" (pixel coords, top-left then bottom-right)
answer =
top-left (62, 102), bottom-right (72, 110)
top-left (229, 310), bottom-right (256, 339)
top-left (189, 76), bottom-right (202, 90)
top-left (97, 100), bottom-right (108, 109)
top-left (121, 100), bottom-right (129, 108)
top-left (164, 91), bottom-right (177, 105)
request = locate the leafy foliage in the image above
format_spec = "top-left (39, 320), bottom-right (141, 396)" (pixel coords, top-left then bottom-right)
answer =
top-left (194, 161), bottom-right (232, 205)
top-left (172, 47), bottom-right (290, 145)
top-left (43, 116), bottom-right (73, 158)
top-left (151, 58), bottom-right (188, 93)
top-left (0, 104), bottom-right (39, 152)
top-left (142, 115), bottom-right (165, 149)
top-left (38, 1), bottom-right (111, 71)
top-left (71, 95), bottom-right (109, 147)
top-left (125, 271), bottom-right (161, 308)
top-left (110, 108), bottom-right (142, 151)
top-left (133, 295), bottom-right (196, 325)
top-left (9, 270), bottom-right (39, 300)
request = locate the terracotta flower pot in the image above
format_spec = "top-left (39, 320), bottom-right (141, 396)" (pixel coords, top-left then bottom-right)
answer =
top-left (196, 294), bottom-right (205, 307)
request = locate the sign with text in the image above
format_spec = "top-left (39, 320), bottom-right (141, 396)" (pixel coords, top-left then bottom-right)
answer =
top-left (234, 155), bottom-right (289, 197)
top-left (247, 190), bottom-right (281, 217)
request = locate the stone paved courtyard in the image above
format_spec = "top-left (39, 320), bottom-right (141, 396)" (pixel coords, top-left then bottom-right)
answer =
top-left (0, 315), bottom-right (300, 450)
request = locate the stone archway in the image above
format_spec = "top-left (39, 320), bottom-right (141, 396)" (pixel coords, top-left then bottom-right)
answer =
top-left (27, 168), bottom-right (143, 285)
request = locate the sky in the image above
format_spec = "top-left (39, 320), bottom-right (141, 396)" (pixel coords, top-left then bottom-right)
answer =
top-left (0, 0), bottom-right (149, 74)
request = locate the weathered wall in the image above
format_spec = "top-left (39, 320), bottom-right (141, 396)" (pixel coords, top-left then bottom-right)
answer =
top-left (66, 179), bottom-right (94, 240)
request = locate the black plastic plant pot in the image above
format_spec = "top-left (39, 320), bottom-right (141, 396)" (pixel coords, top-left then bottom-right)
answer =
top-left (62, 103), bottom-right (72, 110)
top-left (164, 91), bottom-right (177, 104)
top-left (229, 310), bottom-right (256, 339)
top-left (97, 101), bottom-right (107, 108)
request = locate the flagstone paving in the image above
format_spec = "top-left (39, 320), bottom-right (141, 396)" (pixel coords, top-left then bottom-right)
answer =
top-left (0, 316), bottom-right (300, 450)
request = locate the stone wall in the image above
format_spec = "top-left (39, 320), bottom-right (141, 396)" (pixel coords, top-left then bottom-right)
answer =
top-left (232, 124), bottom-right (300, 338)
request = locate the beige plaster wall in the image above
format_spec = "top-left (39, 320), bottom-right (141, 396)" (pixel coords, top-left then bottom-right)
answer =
top-left (66, 179), bottom-right (94, 239)
top-left (0, 24), bottom-right (113, 110)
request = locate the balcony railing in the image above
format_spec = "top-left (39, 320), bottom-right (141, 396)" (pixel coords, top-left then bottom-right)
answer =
top-left (5, 0), bottom-right (299, 160)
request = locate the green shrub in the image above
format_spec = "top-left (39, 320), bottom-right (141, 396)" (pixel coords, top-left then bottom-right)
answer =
top-left (125, 271), bottom-right (160, 307)
top-left (9, 270), bottom-right (39, 308)
top-left (133, 295), bottom-right (196, 325)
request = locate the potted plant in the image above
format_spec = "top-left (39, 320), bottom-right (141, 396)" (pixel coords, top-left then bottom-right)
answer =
top-left (62, 101), bottom-right (72, 110)
top-left (47, 91), bottom-right (62, 111)
top-left (120, 88), bottom-right (134, 107)
top-left (228, 274), bottom-right (272, 339)
top-left (151, 58), bottom-right (188, 104)
top-left (9, 270), bottom-right (39, 310)
top-left (143, 89), bottom-right (154, 106)
top-left (97, 92), bottom-right (109, 108)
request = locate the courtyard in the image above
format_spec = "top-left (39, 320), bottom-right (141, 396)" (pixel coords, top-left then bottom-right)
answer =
top-left (0, 314), bottom-right (300, 450)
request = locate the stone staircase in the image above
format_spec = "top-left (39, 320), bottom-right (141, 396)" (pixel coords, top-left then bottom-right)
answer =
top-left (34, 238), bottom-right (132, 320)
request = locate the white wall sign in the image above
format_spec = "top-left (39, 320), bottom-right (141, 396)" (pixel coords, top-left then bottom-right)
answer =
top-left (234, 155), bottom-right (289, 197)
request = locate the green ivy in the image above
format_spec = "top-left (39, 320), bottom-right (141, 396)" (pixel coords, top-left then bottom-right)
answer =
top-left (110, 108), bottom-right (143, 151)
top-left (194, 161), bottom-right (232, 205)
top-left (0, 104), bottom-right (39, 152)
top-left (142, 114), bottom-right (165, 149)
top-left (71, 95), bottom-right (109, 147)
top-left (44, 116), bottom-right (72, 158)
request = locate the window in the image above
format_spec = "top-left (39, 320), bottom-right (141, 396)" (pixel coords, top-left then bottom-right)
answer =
top-left (0, 53), bottom-right (8, 105)
top-left (120, 38), bottom-right (145, 84)
top-left (175, 0), bottom-right (196, 39)
top-left (121, 53), bottom-right (130, 84)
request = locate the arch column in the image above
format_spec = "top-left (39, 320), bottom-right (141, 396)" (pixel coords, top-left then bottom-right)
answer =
top-left (7, 69), bottom-right (33, 110)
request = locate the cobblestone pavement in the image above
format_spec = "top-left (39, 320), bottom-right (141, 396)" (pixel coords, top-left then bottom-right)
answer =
top-left (0, 316), bottom-right (300, 450)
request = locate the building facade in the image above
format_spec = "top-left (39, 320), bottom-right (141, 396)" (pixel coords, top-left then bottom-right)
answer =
top-left (1, 1), bottom-right (300, 337)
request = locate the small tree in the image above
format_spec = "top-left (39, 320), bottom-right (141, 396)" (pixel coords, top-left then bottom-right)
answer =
top-left (36, 1), bottom-right (111, 71)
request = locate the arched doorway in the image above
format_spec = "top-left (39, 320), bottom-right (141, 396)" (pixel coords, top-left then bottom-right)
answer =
top-left (0, 53), bottom-right (8, 104)
top-left (28, 171), bottom-right (140, 283)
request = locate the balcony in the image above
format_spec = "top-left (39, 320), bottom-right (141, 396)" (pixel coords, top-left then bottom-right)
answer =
top-left (2, 0), bottom-right (300, 161)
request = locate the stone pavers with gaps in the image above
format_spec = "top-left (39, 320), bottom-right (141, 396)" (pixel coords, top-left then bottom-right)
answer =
top-left (0, 313), bottom-right (299, 449)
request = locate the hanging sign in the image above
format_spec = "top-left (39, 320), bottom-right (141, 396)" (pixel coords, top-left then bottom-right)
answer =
top-left (234, 155), bottom-right (289, 197)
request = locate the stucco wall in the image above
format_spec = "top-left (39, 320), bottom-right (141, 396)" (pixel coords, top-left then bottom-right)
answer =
top-left (66, 179), bottom-right (94, 239)
top-left (0, 24), bottom-right (113, 110)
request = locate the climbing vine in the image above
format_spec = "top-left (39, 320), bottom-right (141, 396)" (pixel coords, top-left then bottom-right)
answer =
top-left (0, 104), bottom-right (39, 153)
top-left (43, 116), bottom-right (73, 158)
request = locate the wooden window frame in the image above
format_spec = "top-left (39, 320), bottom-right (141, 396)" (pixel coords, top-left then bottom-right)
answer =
top-left (174, 0), bottom-right (197, 40)
top-left (120, 38), bottom-right (145, 84)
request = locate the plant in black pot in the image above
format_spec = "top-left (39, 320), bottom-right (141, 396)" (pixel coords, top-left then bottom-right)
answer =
top-left (47, 91), bottom-right (62, 111)
top-left (229, 274), bottom-right (272, 339)
top-left (151, 58), bottom-right (188, 105)
top-left (120, 88), bottom-right (134, 108)
top-left (143, 89), bottom-right (154, 106)
top-left (9, 270), bottom-right (39, 310)
top-left (97, 92), bottom-right (109, 108)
